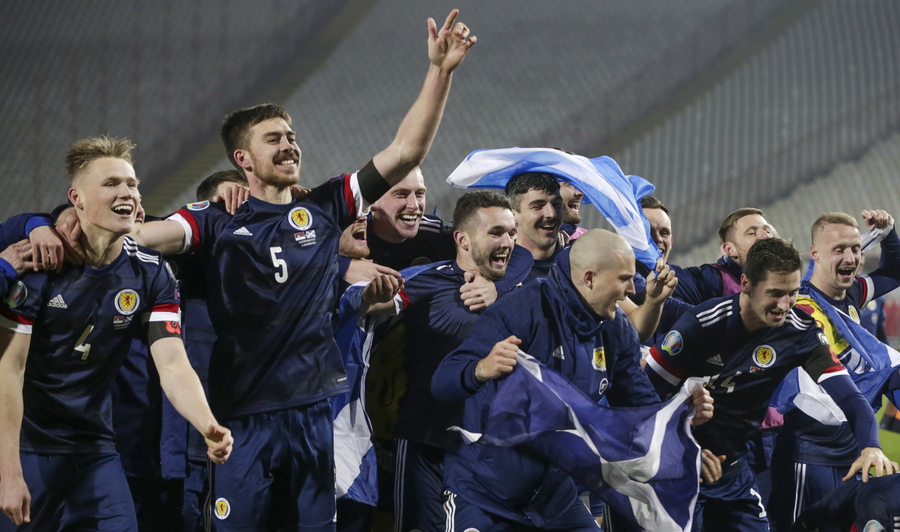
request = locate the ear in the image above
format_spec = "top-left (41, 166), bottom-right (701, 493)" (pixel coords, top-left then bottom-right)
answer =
top-left (809, 244), bottom-right (820, 262)
top-left (582, 269), bottom-right (595, 288)
top-left (453, 230), bottom-right (468, 251)
top-left (722, 241), bottom-right (737, 260)
top-left (233, 149), bottom-right (252, 172)
top-left (68, 187), bottom-right (83, 210)
top-left (740, 273), bottom-right (752, 295)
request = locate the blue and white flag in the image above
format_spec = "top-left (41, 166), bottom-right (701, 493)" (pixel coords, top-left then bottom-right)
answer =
top-left (455, 352), bottom-right (701, 532)
top-left (445, 147), bottom-right (661, 269)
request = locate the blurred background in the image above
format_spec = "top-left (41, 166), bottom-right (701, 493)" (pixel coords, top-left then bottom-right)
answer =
top-left (3, 0), bottom-right (900, 293)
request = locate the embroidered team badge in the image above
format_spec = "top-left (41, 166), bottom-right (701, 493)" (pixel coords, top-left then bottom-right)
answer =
top-left (114, 289), bottom-right (140, 315)
top-left (848, 306), bottom-right (860, 323)
top-left (752, 345), bottom-right (776, 368)
top-left (288, 207), bottom-right (313, 230)
top-left (214, 497), bottom-right (230, 519)
top-left (662, 330), bottom-right (683, 356)
top-left (592, 346), bottom-right (607, 372)
top-left (3, 281), bottom-right (27, 308)
top-left (185, 201), bottom-right (210, 211)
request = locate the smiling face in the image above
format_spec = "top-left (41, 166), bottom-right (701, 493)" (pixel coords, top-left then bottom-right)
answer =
top-left (68, 157), bottom-right (140, 236)
top-left (458, 206), bottom-right (517, 281)
top-left (513, 188), bottom-right (563, 259)
top-left (644, 207), bottom-right (673, 263)
top-left (339, 217), bottom-right (370, 259)
top-left (810, 222), bottom-right (862, 300)
top-left (741, 269), bottom-right (801, 331)
top-left (237, 117), bottom-right (301, 188)
top-left (370, 168), bottom-right (426, 244)
top-left (558, 181), bottom-right (584, 225)
top-left (723, 214), bottom-right (773, 267)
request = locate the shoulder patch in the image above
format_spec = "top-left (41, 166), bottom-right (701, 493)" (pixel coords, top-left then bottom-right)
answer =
top-left (4, 281), bottom-right (27, 308)
top-left (185, 201), bottom-right (210, 211)
top-left (662, 330), bottom-right (683, 356)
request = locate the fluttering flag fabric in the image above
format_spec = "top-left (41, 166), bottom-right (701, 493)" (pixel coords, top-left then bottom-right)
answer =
top-left (445, 147), bottom-right (661, 269)
top-left (454, 352), bottom-right (702, 532)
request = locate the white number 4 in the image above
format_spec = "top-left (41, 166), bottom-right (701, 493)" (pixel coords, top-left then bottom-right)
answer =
top-left (74, 324), bottom-right (94, 360)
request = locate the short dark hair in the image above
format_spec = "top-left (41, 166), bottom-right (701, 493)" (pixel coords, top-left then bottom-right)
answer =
top-left (744, 238), bottom-right (801, 285)
top-left (640, 196), bottom-right (669, 216)
top-left (196, 170), bottom-right (248, 202)
top-left (718, 207), bottom-right (764, 244)
top-left (453, 190), bottom-right (513, 233)
top-left (811, 212), bottom-right (858, 244)
top-left (221, 103), bottom-right (292, 170)
top-left (504, 172), bottom-right (560, 211)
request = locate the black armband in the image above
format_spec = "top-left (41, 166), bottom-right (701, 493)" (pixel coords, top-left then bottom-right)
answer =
top-left (803, 344), bottom-right (842, 381)
top-left (148, 319), bottom-right (183, 344)
top-left (357, 160), bottom-right (392, 204)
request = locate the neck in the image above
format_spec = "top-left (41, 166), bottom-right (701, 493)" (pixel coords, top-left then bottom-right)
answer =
top-left (522, 240), bottom-right (557, 261)
top-left (250, 178), bottom-right (293, 205)
top-left (455, 251), bottom-right (476, 273)
top-left (79, 223), bottom-right (126, 268)
top-left (810, 269), bottom-right (846, 300)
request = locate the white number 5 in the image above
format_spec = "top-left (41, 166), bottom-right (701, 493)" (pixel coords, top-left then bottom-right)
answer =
top-left (270, 247), bottom-right (288, 283)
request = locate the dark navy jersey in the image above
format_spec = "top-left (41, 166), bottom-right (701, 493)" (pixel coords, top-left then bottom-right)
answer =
top-left (169, 173), bottom-right (366, 418)
top-left (670, 255), bottom-right (744, 305)
top-left (792, 475), bottom-right (900, 532)
top-left (0, 237), bottom-right (180, 454)
top-left (367, 214), bottom-right (455, 271)
top-left (526, 242), bottom-right (562, 281)
top-left (646, 293), bottom-right (837, 463)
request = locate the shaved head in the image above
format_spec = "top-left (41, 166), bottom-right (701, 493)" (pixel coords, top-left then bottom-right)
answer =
top-left (570, 229), bottom-right (633, 277)
top-left (569, 229), bottom-right (636, 319)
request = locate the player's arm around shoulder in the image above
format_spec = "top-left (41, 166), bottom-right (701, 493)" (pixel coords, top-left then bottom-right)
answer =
top-left (0, 328), bottom-right (34, 525)
top-left (149, 336), bottom-right (233, 464)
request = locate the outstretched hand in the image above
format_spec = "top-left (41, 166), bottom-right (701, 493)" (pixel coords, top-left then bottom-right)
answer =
top-left (644, 259), bottom-right (678, 305)
top-left (427, 9), bottom-right (476, 73)
top-left (861, 209), bottom-right (894, 230)
top-left (844, 446), bottom-right (899, 482)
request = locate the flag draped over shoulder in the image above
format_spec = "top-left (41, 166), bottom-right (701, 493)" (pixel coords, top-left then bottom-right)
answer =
top-left (445, 147), bottom-right (661, 269)
top-left (455, 352), bottom-right (701, 532)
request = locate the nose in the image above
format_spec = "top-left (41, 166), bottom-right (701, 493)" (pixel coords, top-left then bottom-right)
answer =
top-left (777, 294), bottom-right (793, 312)
top-left (499, 232), bottom-right (514, 248)
top-left (625, 277), bottom-right (635, 297)
top-left (543, 204), bottom-right (559, 219)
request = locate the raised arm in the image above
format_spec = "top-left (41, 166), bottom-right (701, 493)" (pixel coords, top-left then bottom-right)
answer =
top-left (0, 329), bottom-right (33, 526)
top-left (371, 9), bottom-right (476, 187)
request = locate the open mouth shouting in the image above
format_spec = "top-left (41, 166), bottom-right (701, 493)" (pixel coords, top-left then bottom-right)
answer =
top-left (112, 203), bottom-right (135, 217)
top-left (836, 264), bottom-right (857, 283)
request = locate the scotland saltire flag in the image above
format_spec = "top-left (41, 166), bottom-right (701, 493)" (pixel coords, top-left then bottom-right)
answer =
top-left (445, 147), bottom-right (661, 269)
top-left (455, 352), bottom-right (701, 531)
top-left (331, 282), bottom-right (379, 505)
top-left (331, 263), bottom-right (436, 505)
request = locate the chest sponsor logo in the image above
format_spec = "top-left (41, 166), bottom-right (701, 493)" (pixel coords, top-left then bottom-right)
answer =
top-left (185, 201), bottom-right (210, 211)
top-left (752, 345), bottom-right (776, 368)
top-left (214, 497), bottom-right (231, 519)
top-left (233, 226), bottom-right (253, 236)
top-left (47, 294), bottom-right (67, 309)
top-left (848, 306), bottom-right (859, 323)
top-left (294, 230), bottom-right (316, 247)
top-left (4, 281), bottom-right (27, 308)
top-left (114, 289), bottom-right (140, 315)
top-left (592, 346), bottom-right (607, 372)
top-left (662, 330), bottom-right (683, 356)
top-left (288, 207), bottom-right (313, 231)
top-left (705, 354), bottom-right (723, 366)
top-left (552, 345), bottom-right (565, 360)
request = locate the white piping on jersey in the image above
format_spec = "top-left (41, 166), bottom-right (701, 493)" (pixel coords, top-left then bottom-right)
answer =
top-left (791, 462), bottom-right (807, 522)
top-left (696, 300), bottom-right (732, 328)
top-left (393, 439), bottom-right (408, 532)
top-left (168, 213), bottom-right (194, 254)
top-left (860, 274), bottom-right (875, 307)
top-left (123, 237), bottom-right (160, 264)
top-left (785, 309), bottom-right (813, 331)
top-left (418, 216), bottom-right (447, 234)
top-left (816, 367), bottom-right (850, 383)
top-left (348, 172), bottom-right (369, 219)
top-left (444, 490), bottom-right (457, 532)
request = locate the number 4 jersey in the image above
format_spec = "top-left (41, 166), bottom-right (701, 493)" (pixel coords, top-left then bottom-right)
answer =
top-left (0, 237), bottom-right (180, 454)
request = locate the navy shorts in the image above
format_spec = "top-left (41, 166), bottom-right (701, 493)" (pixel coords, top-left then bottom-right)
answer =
top-left (0, 452), bottom-right (137, 532)
top-left (768, 460), bottom-right (850, 532)
top-left (442, 490), bottom-right (598, 531)
top-left (693, 456), bottom-right (768, 532)
top-left (393, 438), bottom-right (445, 532)
top-left (209, 400), bottom-right (336, 531)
